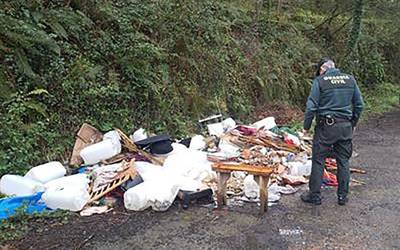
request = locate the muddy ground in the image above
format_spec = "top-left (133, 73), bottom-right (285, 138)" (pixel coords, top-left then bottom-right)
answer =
top-left (5, 108), bottom-right (400, 250)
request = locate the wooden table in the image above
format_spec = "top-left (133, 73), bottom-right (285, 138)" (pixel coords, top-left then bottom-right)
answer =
top-left (212, 163), bottom-right (274, 214)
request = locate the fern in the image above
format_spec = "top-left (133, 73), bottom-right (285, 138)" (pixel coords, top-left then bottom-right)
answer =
top-left (14, 48), bottom-right (35, 77)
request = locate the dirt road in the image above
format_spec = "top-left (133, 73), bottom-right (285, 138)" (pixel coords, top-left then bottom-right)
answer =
top-left (10, 108), bottom-right (400, 249)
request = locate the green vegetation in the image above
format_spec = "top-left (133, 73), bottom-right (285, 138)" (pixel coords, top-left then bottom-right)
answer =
top-left (362, 83), bottom-right (400, 116)
top-left (0, 0), bottom-right (399, 175)
top-left (0, 207), bottom-right (71, 242)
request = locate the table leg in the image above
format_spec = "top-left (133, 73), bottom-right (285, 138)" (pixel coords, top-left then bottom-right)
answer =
top-left (217, 172), bottom-right (230, 207)
top-left (258, 175), bottom-right (270, 214)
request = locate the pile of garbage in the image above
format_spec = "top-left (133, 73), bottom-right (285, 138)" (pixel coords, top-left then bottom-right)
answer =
top-left (0, 115), bottom-right (364, 219)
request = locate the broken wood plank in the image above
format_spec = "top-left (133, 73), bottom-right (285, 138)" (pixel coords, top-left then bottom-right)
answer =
top-left (116, 128), bottom-right (163, 165)
top-left (212, 163), bottom-right (274, 176)
top-left (325, 160), bottom-right (366, 174)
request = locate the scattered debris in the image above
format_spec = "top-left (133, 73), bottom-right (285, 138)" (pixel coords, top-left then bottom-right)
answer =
top-left (0, 114), bottom-right (366, 219)
top-left (80, 206), bottom-right (112, 216)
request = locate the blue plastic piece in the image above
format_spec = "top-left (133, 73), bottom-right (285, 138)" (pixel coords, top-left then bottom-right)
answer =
top-left (0, 192), bottom-right (50, 220)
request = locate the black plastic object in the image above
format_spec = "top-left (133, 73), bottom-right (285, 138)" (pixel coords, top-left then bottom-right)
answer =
top-left (179, 138), bottom-right (191, 148)
top-left (120, 175), bottom-right (143, 191)
top-left (135, 134), bottom-right (173, 155)
top-left (178, 188), bottom-right (214, 210)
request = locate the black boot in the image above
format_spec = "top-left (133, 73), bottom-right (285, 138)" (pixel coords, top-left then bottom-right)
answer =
top-left (300, 191), bottom-right (321, 205)
top-left (338, 196), bottom-right (348, 206)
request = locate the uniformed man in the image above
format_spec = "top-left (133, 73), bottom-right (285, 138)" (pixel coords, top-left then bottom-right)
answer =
top-left (301, 58), bottom-right (364, 206)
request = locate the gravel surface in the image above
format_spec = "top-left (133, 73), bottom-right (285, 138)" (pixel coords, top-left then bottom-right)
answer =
top-left (7, 108), bottom-right (400, 250)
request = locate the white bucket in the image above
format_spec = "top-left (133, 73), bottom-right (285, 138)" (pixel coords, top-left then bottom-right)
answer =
top-left (44, 174), bottom-right (90, 191)
top-left (42, 186), bottom-right (89, 211)
top-left (131, 128), bottom-right (148, 142)
top-left (80, 139), bottom-right (121, 165)
top-left (0, 174), bottom-right (45, 196)
top-left (24, 161), bottom-right (66, 184)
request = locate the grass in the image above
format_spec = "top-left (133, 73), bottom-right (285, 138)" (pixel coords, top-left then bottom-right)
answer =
top-left (361, 82), bottom-right (400, 119)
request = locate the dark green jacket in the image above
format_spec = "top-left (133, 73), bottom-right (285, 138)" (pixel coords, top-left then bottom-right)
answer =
top-left (303, 68), bottom-right (364, 130)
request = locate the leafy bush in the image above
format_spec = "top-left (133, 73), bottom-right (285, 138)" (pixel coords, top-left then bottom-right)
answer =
top-left (0, 0), bottom-right (399, 175)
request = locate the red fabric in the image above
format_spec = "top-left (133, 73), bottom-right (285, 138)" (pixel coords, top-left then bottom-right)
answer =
top-left (235, 125), bottom-right (258, 136)
top-left (322, 170), bottom-right (338, 186)
top-left (325, 158), bottom-right (336, 167)
top-left (284, 138), bottom-right (295, 146)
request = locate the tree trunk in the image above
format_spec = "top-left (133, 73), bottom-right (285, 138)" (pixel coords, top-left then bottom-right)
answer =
top-left (315, 0), bottom-right (321, 10)
top-left (254, 0), bottom-right (264, 24)
top-left (277, 0), bottom-right (282, 14)
top-left (347, 0), bottom-right (364, 56)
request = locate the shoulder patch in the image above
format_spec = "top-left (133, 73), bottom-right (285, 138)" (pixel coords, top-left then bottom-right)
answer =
top-left (318, 73), bottom-right (354, 91)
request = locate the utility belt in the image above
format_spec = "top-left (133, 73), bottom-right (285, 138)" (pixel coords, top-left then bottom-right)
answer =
top-left (317, 115), bottom-right (351, 126)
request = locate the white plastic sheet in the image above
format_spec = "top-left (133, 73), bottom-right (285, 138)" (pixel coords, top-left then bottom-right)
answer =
top-left (252, 117), bottom-right (277, 130)
top-left (207, 122), bottom-right (224, 137)
top-left (221, 117), bottom-right (236, 132)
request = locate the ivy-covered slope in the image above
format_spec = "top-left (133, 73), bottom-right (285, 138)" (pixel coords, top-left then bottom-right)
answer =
top-left (0, 0), bottom-right (399, 175)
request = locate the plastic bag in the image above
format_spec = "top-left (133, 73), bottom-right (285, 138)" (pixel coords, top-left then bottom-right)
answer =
top-left (221, 118), bottom-right (236, 132)
top-left (163, 150), bottom-right (213, 181)
top-left (207, 123), bottom-right (224, 137)
top-left (244, 175), bottom-right (259, 199)
top-left (124, 179), bottom-right (180, 212)
top-left (288, 160), bottom-right (312, 176)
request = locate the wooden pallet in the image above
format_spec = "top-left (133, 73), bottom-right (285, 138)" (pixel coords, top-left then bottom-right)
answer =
top-left (115, 128), bottom-right (163, 166)
top-left (88, 161), bottom-right (137, 203)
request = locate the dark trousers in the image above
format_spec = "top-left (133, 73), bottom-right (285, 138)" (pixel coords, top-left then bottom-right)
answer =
top-left (309, 121), bottom-right (353, 198)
